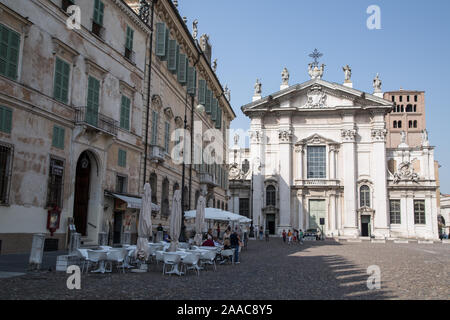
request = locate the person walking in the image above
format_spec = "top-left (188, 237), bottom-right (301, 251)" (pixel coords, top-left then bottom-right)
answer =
top-left (259, 226), bottom-right (264, 240)
top-left (282, 230), bottom-right (287, 243)
top-left (287, 230), bottom-right (293, 245)
top-left (265, 228), bottom-right (270, 241)
top-left (230, 229), bottom-right (241, 264)
top-left (299, 229), bottom-right (304, 245)
top-left (223, 226), bottom-right (232, 249)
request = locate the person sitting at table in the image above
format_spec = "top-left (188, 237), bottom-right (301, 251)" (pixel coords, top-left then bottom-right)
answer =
top-left (213, 236), bottom-right (222, 247)
top-left (163, 233), bottom-right (171, 242)
top-left (202, 238), bottom-right (215, 247)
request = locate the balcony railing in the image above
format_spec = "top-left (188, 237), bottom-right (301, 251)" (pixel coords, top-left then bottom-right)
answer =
top-left (295, 179), bottom-right (340, 187)
top-left (149, 145), bottom-right (165, 163)
top-left (199, 172), bottom-right (218, 187)
top-left (75, 107), bottom-right (118, 136)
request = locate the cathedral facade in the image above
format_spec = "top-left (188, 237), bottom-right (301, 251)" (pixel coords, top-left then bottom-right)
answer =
top-left (229, 63), bottom-right (439, 240)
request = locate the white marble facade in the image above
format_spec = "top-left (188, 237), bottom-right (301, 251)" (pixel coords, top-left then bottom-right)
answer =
top-left (230, 74), bottom-right (439, 240)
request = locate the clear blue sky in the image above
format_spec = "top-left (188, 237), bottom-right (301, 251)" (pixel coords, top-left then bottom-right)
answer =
top-left (178, 0), bottom-right (450, 193)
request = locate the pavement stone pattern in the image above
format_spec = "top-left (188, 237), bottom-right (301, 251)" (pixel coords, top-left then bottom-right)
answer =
top-left (0, 240), bottom-right (448, 300)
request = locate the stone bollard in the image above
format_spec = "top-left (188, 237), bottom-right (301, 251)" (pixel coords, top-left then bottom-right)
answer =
top-left (29, 233), bottom-right (46, 271)
top-left (68, 232), bottom-right (81, 256)
top-left (122, 231), bottom-right (131, 245)
top-left (98, 232), bottom-right (108, 246)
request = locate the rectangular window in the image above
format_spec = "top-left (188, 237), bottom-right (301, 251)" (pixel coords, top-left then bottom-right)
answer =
top-left (93, 0), bottom-right (104, 26)
top-left (211, 98), bottom-right (217, 121)
top-left (120, 95), bottom-right (131, 131)
top-left (167, 39), bottom-right (178, 72)
top-left (164, 121), bottom-right (170, 152)
top-left (307, 146), bottom-right (326, 179)
top-left (86, 76), bottom-right (100, 126)
top-left (53, 57), bottom-right (70, 104)
top-left (389, 200), bottom-right (401, 224)
top-left (0, 106), bottom-right (12, 134)
top-left (187, 66), bottom-right (197, 96)
top-left (0, 144), bottom-right (13, 204)
top-left (198, 79), bottom-right (206, 105)
top-left (0, 24), bottom-right (21, 80)
top-left (205, 88), bottom-right (212, 114)
top-left (151, 111), bottom-right (158, 145)
top-left (414, 200), bottom-right (426, 225)
top-left (414, 95), bottom-right (418, 102)
top-left (239, 198), bottom-right (250, 218)
top-left (215, 106), bottom-right (222, 129)
top-left (116, 174), bottom-right (127, 194)
top-left (46, 158), bottom-right (64, 208)
top-left (118, 149), bottom-right (127, 167)
top-left (125, 26), bottom-right (134, 61)
top-left (52, 125), bottom-right (65, 150)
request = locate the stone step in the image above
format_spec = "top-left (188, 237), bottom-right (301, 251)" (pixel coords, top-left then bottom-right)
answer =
top-left (442, 239), bottom-right (450, 244)
top-left (418, 240), bottom-right (435, 244)
top-left (347, 239), bottom-right (362, 243)
top-left (371, 239), bottom-right (386, 243)
top-left (394, 240), bottom-right (409, 244)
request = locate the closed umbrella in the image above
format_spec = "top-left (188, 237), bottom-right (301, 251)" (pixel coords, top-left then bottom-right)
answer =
top-left (169, 189), bottom-right (181, 252)
top-left (194, 194), bottom-right (206, 245)
top-left (135, 183), bottom-right (152, 261)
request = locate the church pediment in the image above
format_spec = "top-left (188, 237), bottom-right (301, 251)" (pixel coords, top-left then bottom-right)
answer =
top-left (295, 133), bottom-right (339, 146)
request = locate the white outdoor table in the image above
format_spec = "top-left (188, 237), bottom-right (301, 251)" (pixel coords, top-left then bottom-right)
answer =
top-left (158, 251), bottom-right (188, 276)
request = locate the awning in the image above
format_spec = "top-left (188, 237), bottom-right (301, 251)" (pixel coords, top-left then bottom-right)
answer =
top-left (110, 193), bottom-right (160, 212)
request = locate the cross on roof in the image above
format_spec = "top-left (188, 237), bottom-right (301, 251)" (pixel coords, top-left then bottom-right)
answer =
top-left (309, 49), bottom-right (323, 68)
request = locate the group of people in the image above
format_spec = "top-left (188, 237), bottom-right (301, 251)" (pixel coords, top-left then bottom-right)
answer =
top-left (281, 229), bottom-right (304, 245)
top-left (201, 226), bottom-right (242, 264)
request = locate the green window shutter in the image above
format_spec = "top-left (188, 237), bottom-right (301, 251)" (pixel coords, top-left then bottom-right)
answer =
top-left (52, 125), bottom-right (65, 149)
top-left (0, 24), bottom-right (21, 80)
top-left (164, 121), bottom-right (170, 152)
top-left (151, 111), bottom-right (158, 145)
top-left (177, 53), bottom-right (187, 84)
top-left (86, 76), bottom-right (100, 126)
top-left (167, 39), bottom-right (178, 72)
top-left (0, 106), bottom-right (12, 133)
top-left (155, 23), bottom-right (167, 57)
top-left (118, 149), bottom-right (127, 167)
top-left (211, 98), bottom-right (217, 121)
top-left (187, 66), bottom-right (197, 96)
top-left (215, 106), bottom-right (222, 129)
top-left (198, 79), bottom-right (206, 105)
top-left (120, 95), bottom-right (131, 131)
top-left (53, 57), bottom-right (70, 104)
top-left (126, 26), bottom-right (134, 51)
top-left (205, 89), bottom-right (212, 114)
top-left (93, 0), bottom-right (104, 26)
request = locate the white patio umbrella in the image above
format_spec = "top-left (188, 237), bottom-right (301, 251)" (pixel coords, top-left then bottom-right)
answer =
top-left (135, 183), bottom-right (152, 261)
top-left (168, 189), bottom-right (182, 252)
top-left (194, 194), bottom-right (206, 245)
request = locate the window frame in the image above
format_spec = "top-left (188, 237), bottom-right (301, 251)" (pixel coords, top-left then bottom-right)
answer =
top-left (266, 185), bottom-right (276, 207)
top-left (120, 95), bottom-right (131, 131)
top-left (0, 23), bottom-right (22, 81)
top-left (0, 142), bottom-right (13, 205)
top-left (414, 200), bottom-right (426, 225)
top-left (389, 200), bottom-right (401, 225)
top-left (359, 185), bottom-right (371, 208)
top-left (46, 156), bottom-right (65, 209)
top-left (307, 146), bottom-right (327, 179)
top-left (53, 56), bottom-right (71, 104)
top-left (115, 173), bottom-right (128, 194)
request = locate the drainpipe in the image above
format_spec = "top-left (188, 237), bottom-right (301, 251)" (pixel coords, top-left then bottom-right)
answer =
top-left (142, 0), bottom-right (156, 187)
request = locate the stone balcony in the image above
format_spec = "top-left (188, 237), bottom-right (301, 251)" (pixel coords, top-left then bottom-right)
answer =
top-left (74, 106), bottom-right (118, 137)
top-left (294, 179), bottom-right (340, 188)
top-left (199, 172), bottom-right (218, 187)
top-left (149, 145), bottom-right (165, 164)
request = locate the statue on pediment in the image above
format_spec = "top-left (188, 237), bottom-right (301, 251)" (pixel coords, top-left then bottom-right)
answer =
top-left (308, 63), bottom-right (325, 80)
top-left (254, 79), bottom-right (262, 96)
top-left (343, 65), bottom-right (352, 82)
top-left (192, 19), bottom-right (198, 40)
top-left (281, 68), bottom-right (289, 86)
top-left (373, 73), bottom-right (382, 93)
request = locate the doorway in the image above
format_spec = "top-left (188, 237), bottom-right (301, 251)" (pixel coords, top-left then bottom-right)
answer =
top-left (113, 211), bottom-right (123, 244)
top-left (309, 200), bottom-right (326, 232)
top-left (361, 215), bottom-right (371, 237)
top-left (73, 152), bottom-right (91, 236)
top-left (266, 214), bottom-right (275, 235)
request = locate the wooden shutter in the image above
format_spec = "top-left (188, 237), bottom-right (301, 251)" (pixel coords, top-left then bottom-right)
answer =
top-left (151, 111), bottom-right (158, 145)
top-left (126, 26), bottom-right (134, 51)
top-left (86, 76), bottom-right (100, 126)
top-left (198, 79), bottom-right (206, 105)
top-left (118, 149), bottom-right (127, 167)
top-left (0, 106), bottom-right (12, 134)
top-left (215, 106), bottom-right (222, 129)
top-left (177, 53), bottom-right (187, 84)
top-left (155, 23), bottom-right (167, 57)
top-left (94, 0), bottom-right (104, 26)
top-left (211, 98), bottom-right (217, 121)
top-left (0, 25), bottom-right (20, 80)
top-left (205, 88), bottom-right (211, 114)
top-left (164, 122), bottom-right (170, 152)
top-left (52, 125), bottom-right (65, 149)
top-left (167, 39), bottom-right (178, 72)
top-left (53, 58), bottom-right (70, 103)
top-left (120, 95), bottom-right (130, 131)
top-left (187, 66), bottom-right (197, 96)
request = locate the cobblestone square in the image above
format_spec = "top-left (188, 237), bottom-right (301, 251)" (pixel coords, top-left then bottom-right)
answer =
top-left (0, 240), bottom-right (448, 300)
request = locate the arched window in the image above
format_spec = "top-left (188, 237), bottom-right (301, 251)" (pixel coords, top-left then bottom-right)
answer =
top-left (398, 121), bottom-right (402, 128)
top-left (242, 159), bottom-right (250, 174)
top-left (406, 104), bottom-right (413, 112)
top-left (161, 178), bottom-right (170, 217)
top-left (401, 105), bottom-right (404, 112)
top-left (414, 120), bottom-right (417, 128)
top-left (393, 121), bottom-right (397, 128)
top-left (409, 121), bottom-right (413, 128)
top-left (360, 185), bottom-right (370, 208)
top-left (266, 185), bottom-right (276, 206)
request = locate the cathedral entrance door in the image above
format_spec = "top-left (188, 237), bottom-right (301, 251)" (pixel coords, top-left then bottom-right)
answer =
top-left (309, 200), bottom-right (326, 233)
top-left (266, 214), bottom-right (275, 235)
top-left (361, 215), bottom-right (371, 237)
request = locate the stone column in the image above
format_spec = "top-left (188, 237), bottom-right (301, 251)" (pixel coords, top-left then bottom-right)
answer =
top-left (329, 192), bottom-right (337, 236)
top-left (341, 127), bottom-right (358, 237)
top-left (329, 145), bottom-right (337, 180)
top-left (278, 127), bottom-right (293, 231)
top-left (371, 128), bottom-right (390, 238)
top-left (250, 120), bottom-right (264, 232)
top-left (233, 196), bottom-right (240, 215)
top-left (298, 190), bottom-right (305, 230)
top-left (295, 145), bottom-right (304, 181)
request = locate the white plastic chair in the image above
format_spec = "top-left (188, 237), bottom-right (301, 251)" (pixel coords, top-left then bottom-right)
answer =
top-left (87, 250), bottom-right (108, 273)
top-left (199, 250), bottom-right (217, 271)
top-left (155, 251), bottom-right (165, 268)
top-left (178, 242), bottom-right (190, 249)
top-left (106, 249), bottom-right (127, 273)
top-left (182, 253), bottom-right (201, 276)
top-left (220, 249), bottom-right (234, 265)
top-left (100, 246), bottom-right (112, 251)
top-left (76, 249), bottom-right (89, 273)
top-left (163, 253), bottom-right (181, 276)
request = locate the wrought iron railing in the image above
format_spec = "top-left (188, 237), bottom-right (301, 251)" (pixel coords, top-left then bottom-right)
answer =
top-left (75, 107), bottom-right (118, 136)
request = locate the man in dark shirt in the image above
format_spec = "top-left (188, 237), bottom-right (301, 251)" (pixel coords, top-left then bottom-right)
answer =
top-left (230, 231), bottom-right (240, 264)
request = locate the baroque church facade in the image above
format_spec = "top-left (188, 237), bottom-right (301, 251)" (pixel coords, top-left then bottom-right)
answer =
top-left (229, 61), bottom-right (439, 240)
